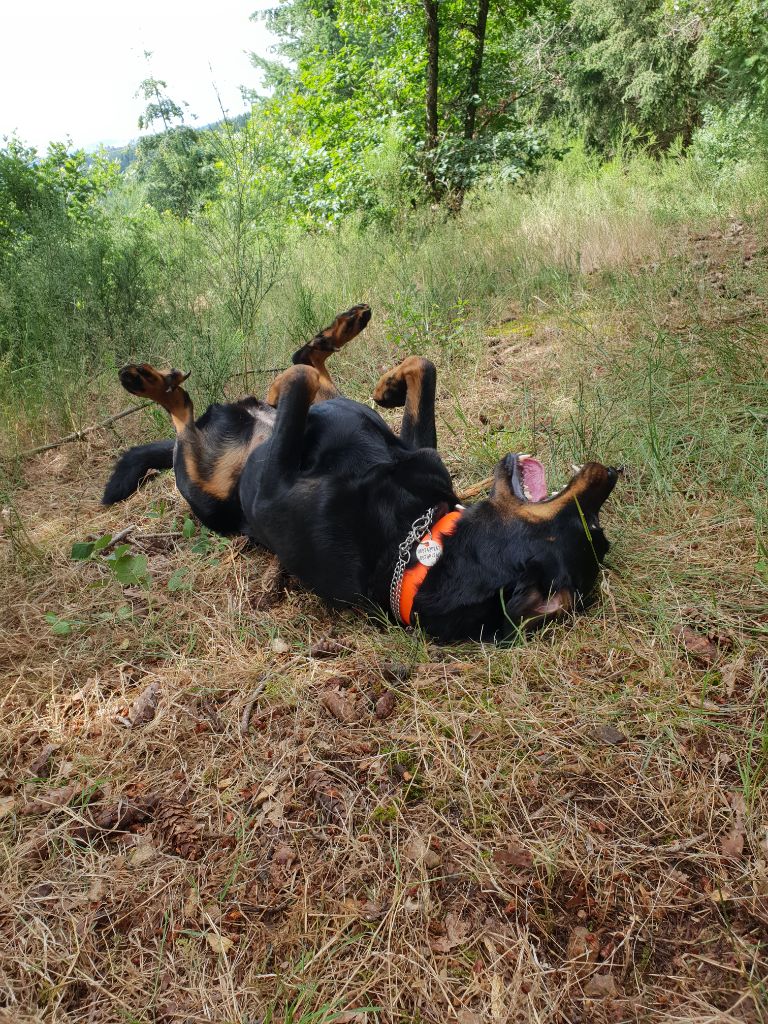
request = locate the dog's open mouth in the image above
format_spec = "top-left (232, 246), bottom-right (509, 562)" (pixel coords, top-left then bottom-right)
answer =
top-left (508, 453), bottom-right (549, 502)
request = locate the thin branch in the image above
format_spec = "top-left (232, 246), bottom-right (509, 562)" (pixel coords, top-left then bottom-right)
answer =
top-left (20, 402), bottom-right (153, 457)
top-left (458, 476), bottom-right (493, 500)
top-left (100, 525), bottom-right (136, 552)
top-left (239, 678), bottom-right (269, 736)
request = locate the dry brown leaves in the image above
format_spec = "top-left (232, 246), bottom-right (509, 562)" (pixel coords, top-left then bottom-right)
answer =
top-left (374, 690), bottom-right (396, 720)
top-left (115, 680), bottom-right (161, 728)
top-left (428, 910), bottom-right (472, 953)
top-left (306, 769), bottom-right (347, 826)
top-left (19, 781), bottom-right (86, 816)
top-left (720, 791), bottom-right (747, 859)
top-left (676, 609), bottom-right (734, 665)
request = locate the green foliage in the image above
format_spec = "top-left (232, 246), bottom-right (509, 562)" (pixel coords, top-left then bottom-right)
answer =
top-left (251, 0), bottom-right (549, 217)
top-left (525, 0), bottom-right (703, 152)
top-left (0, 139), bottom-right (118, 263)
top-left (134, 127), bottom-right (220, 217)
top-left (687, 0), bottom-right (768, 114)
top-left (70, 534), bottom-right (151, 587)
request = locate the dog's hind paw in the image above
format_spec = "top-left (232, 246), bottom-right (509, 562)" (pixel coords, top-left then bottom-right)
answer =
top-left (372, 372), bottom-right (407, 408)
top-left (119, 364), bottom-right (190, 399)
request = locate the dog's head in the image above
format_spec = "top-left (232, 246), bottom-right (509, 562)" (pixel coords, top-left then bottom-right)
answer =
top-left (416, 455), bottom-right (620, 640)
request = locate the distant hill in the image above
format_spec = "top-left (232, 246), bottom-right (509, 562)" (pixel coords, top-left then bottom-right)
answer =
top-left (90, 112), bottom-right (249, 172)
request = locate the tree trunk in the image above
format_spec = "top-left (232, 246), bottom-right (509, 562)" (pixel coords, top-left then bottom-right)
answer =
top-left (464, 0), bottom-right (490, 140)
top-left (423, 0), bottom-right (440, 199)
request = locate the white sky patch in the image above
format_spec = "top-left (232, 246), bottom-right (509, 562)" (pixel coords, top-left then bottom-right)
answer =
top-left (1, 0), bottom-right (276, 152)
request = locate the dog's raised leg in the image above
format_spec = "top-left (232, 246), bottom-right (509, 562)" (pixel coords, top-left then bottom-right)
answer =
top-left (260, 364), bottom-right (321, 490)
top-left (372, 356), bottom-right (437, 450)
top-left (118, 363), bottom-right (214, 496)
top-left (291, 304), bottom-right (372, 401)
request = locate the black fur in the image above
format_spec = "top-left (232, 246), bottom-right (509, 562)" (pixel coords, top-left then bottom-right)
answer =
top-left (170, 398), bottom-right (273, 536)
top-left (102, 440), bottom-right (174, 504)
top-left (237, 386), bottom-right (616, 641)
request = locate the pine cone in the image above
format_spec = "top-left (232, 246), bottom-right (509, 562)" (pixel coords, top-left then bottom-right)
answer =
top-left (153, 799), bottom-right (203, 860)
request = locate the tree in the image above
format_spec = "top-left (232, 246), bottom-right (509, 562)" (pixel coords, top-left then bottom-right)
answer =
top-left (133, 74), bottom-right (219, 218)
top-left (251, 0), bottom-right (547, 214)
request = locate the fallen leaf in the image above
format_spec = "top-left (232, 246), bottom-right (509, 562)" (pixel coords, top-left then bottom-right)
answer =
top-left (205, 932), bottom-right (234, 954)
top-left (404, 835), bottom-right (441, 869)
top-left (272, 843), bottom-right (296, 866)
top-left (117, 681), bottom-right (161, 728)
top-left (129, 842), bottom-right (157, 866)
top-left (709, 886), bottom-right (735, 903)
top-left (720, 655), bottom-right (745, 697)
top-left (721, 791), bottom-right (747, 859)
top-left (70, 793), bottom-right (156, 840)
top-left (490, 973), bottom-right (505, 1020)
top-left (28, 743), bottom-right (59, 777)
top-left (0, 796), bottom-right (15, 818)
top-left (428, 911), bottom-right (470, 953)
top-left (322, 688), bottom-right (357, 723)
top-left (566, 927), bottom-right (599, 964)
top-left (248, 781), bottom-right (278, 805)
top-left (270, 637), bottom-right (289, 654)
top-left (678, 625), bottom-right (718, 663)
top-left (493, 843), bottom-right (534, 870)
top-left (256, 795), bottom-right (286, 828)
top-left (87, 877), bottom-right (105, 902)
top-left (19, 782), bottom-right (84, 815)
top-left (306, 767), bottom-right (346, 824)
top-left (457, 1012), bottom-right (483, 1024)
top-left (375, 691), bottom-right (396, 720)
top-left (584, 973), bottom-right (620, 998)
top-left (589, 724), bottom-right (627, 746)
top-left (379, 662), bottom-right (412, 683)
top-left (183, 890), bottom-right (200, 919)
top-left (359, 900), bottom-right (385, 921)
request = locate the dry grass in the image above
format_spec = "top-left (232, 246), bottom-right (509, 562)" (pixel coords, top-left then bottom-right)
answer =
top-left (1, 215), bottom-right (767, 1024)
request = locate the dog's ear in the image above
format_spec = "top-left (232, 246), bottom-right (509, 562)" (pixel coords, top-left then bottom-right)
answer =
top-left (502, 577), bottom-right (572, 634)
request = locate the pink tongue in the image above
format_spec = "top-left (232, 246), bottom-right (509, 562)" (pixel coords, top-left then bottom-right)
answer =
top-left (519, 457), bottom-right (548, 501)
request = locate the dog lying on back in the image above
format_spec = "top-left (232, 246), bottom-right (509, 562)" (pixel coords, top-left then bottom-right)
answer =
top-left (103, 305), bottom-right (619, 641)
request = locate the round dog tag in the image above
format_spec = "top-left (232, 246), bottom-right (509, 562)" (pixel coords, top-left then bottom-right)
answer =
top-left (416, 539), bottom-right (442, 566)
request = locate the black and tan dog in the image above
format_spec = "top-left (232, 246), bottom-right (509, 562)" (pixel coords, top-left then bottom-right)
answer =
top-left (103, 305), bottom-right (619, 641)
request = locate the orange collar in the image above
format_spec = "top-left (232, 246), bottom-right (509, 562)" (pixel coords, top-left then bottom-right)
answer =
top-left (398, 508), bottom-right (463, 626)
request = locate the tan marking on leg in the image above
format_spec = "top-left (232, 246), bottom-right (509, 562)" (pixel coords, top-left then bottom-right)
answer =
top-left (189, 431), bottom-right (270, 500)
top-left (293, 348), bottom-right (337, 401)
top-left (267, 364), bottom-right (320, 408)
top-left (118, 363), bottom-right (194, 434)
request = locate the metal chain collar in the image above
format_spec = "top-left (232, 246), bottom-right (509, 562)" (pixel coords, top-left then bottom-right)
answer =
top-left (389, 506), bottom-right (438, 625)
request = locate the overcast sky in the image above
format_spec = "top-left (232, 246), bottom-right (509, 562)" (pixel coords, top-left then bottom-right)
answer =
top-left (1, 1), bottom-right (275, 152)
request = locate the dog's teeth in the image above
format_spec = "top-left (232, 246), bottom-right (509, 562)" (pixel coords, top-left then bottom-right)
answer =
top-left (571, 463), bottom-right (583, 473)
top-left (522, 484), bottom-right (532, 500)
